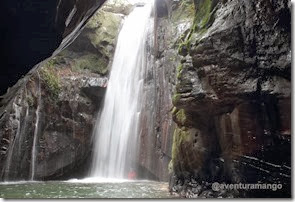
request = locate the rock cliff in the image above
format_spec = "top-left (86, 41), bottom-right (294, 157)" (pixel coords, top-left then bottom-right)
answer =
top-left (0, 5), bottom-right (124, 180)
top-left (138, 0), bottom-right (196, 181)
top-left (0, 0), bottom-right (108, 96)
top-left (169, 0), bottom-right (291, 198)
top-left (0, 0), bottom-right (291, 198)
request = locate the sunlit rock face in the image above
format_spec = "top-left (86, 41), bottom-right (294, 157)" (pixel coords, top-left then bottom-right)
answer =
top-left (169, 0), bottom-right (291, 198)
top-left (0, 0), bottom-right (106, 96)
top-left (0, 4), bottom-right (125, 181)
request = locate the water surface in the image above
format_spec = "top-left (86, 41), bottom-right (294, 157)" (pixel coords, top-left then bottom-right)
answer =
top-left (0, 180), bottom-right (175, 199)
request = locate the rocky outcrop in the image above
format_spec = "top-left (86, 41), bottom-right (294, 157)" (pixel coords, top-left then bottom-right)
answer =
top-left (0, 5), bottom-right (125, 181)
top-left (0, 0), bottom-right (107, 96)
top-left (138, 0), bottom-right (195, 181)
top-left (0, 67), bottom-right (106, 181)
top-left (169, 0), bottom-right (291, 198)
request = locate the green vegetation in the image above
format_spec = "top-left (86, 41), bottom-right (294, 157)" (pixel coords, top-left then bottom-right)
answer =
top-left (171, 127), bottom-right (192, 166)
top-left (73, 54), bottom-right (108, 75)
top-left (176, 64), bottom-right (183, 79)
top-left (178, 0), bottom-right (214, 55)
top-left (168, 160), bottom-right (173, 174)
top-left (171, 0), bottom-right (195, 23)
top-left (73, 10), bottom-right (122, 75)
top-left (40, 64), bottom-right (61, 100)
top-left (87, 10), bottom-right (122, 58)
top-left (172, 94), bottom-right (181, 106)
top-left (172, 107), bottom-right (187, 126)
top-left (171, 107), bottom-right (178, 115)
top-left (176, 109), bottom-right (187, 126)
top-left (45, 56), bottom-right (65, 68)
top-left (194, 0), bottom-right (213, 30)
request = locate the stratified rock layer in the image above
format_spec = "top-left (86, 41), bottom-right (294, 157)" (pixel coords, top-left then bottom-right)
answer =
top-left (169, 0), bottom-right (291, 198)
top-left (138, 0), bottom-right (195, 181)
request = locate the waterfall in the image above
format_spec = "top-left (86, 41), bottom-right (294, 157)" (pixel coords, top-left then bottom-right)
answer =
top-left (2, 101), bottom-right (21, 181)
top-left (31, 71), bottom-right (41, 180)
top-left (90, 2), bottom-right (154, 179)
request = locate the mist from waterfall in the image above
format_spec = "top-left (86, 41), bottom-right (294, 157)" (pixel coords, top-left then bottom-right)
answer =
top-left (90, 2), bottom-right (154, 179)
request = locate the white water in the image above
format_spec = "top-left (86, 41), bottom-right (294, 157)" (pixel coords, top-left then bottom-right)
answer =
top-left (90, 2), bottom-right (154, 179)
top-left (2, 102), bottom-right (21, 180)
top-left (31, 71), bottom-right (41, 180)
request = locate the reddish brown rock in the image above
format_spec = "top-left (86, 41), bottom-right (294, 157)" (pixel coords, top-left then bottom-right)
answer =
top-left (170, 0), bottom-right (291, 198)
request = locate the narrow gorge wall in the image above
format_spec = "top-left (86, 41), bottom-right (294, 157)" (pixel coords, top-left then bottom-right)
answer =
top-left (169, 0), bottom-right (291, 198)
top-left (0, 1), bottom-right (291, 198)
top-left (138, 0), bottom-right (196, 181)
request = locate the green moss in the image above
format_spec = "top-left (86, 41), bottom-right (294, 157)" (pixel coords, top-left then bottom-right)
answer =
top-left (177, 0), bottom-right (214, 55)
top-left (171, 0), bottom-right (195, 24)
top-left (45, 56), bottom-right (65, 68)
top-left (176, 64), bottom-right (183, 79)
top-left (172, 94), bottom-right (181, 106)
top-left (40, 66), bottom-right (61, 100)
top-left (194, 0), bottom-right (212, 30)
top-left (87, 10), bottom-right (122, 58)
top-left (171, 128), bottom-right (179, 165)
top-left (176, 109), bottom-right (187, 125)
top-left (171, 107), bottom-right (178, 115)
top-left (172, 108), bottom-right (188, 126)
top-left (73, 54), bottom-right (108, 75)
top-left (171, 127), bottom-right (192, 167)
top-left (168, 160), bottom-right (173, 174)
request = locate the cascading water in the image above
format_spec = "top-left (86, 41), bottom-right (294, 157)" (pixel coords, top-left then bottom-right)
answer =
top-left (31, 71), bottom-right (41, 180)
top-left (90, 2), bottom-right (154, 179)
top-left (2, 101), bottom-right (21, 181)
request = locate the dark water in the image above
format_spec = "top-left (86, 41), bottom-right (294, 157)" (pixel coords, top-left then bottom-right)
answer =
top-left (0, 179), bottom-right (175, 199)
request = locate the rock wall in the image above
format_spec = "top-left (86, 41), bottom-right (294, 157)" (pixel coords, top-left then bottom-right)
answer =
top-left (138, 0), bottom-right (195, 181)
top-left (0, 0), bottom-right (108, 96)
top-left (0, 5), bottom-right (125, 181)
top-left (169, 0), bottom-right (291, 198)
top-left (0, 0), bottom-right (291, 196)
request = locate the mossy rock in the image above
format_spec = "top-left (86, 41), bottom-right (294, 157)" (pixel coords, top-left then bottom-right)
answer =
top-left (72, 54), bottom-right (108, 75)
top-left (101, 1), bottom-right (133, 15)
top-left (194, 0), bottom-right (213, 30)
top-left (171, 0), bottom-right (195, 24)
top-left (44, 56), bottom-right (66, 68)
top-left (176, 64), bottom-right (183, 79)
top-left (175, 109), bottom-right (187, 126)
top-left (86, 10), bottom-right (122, 58)
top-left (168, 160), bottom-right (174, 174)
top-left (172, 107), bottom-right (194, 128)
top-left (171, 127), bottom-right (192, 169)
top-left (40, 66), bottom-right (61, 100)
top-left (171, 126), bottom-right (205, 174)
top-left (177, 0), bottom-right (215, 55)
top-left (172, 94), bottom-right (181, 106)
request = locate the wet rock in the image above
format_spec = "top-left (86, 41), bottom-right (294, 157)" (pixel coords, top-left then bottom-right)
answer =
top-left (138, 0), bottom-right (195, 181)
top-left (0, 2), bottom-right (125, 180)
top-left (170, 0), bottom-right (291, 198)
